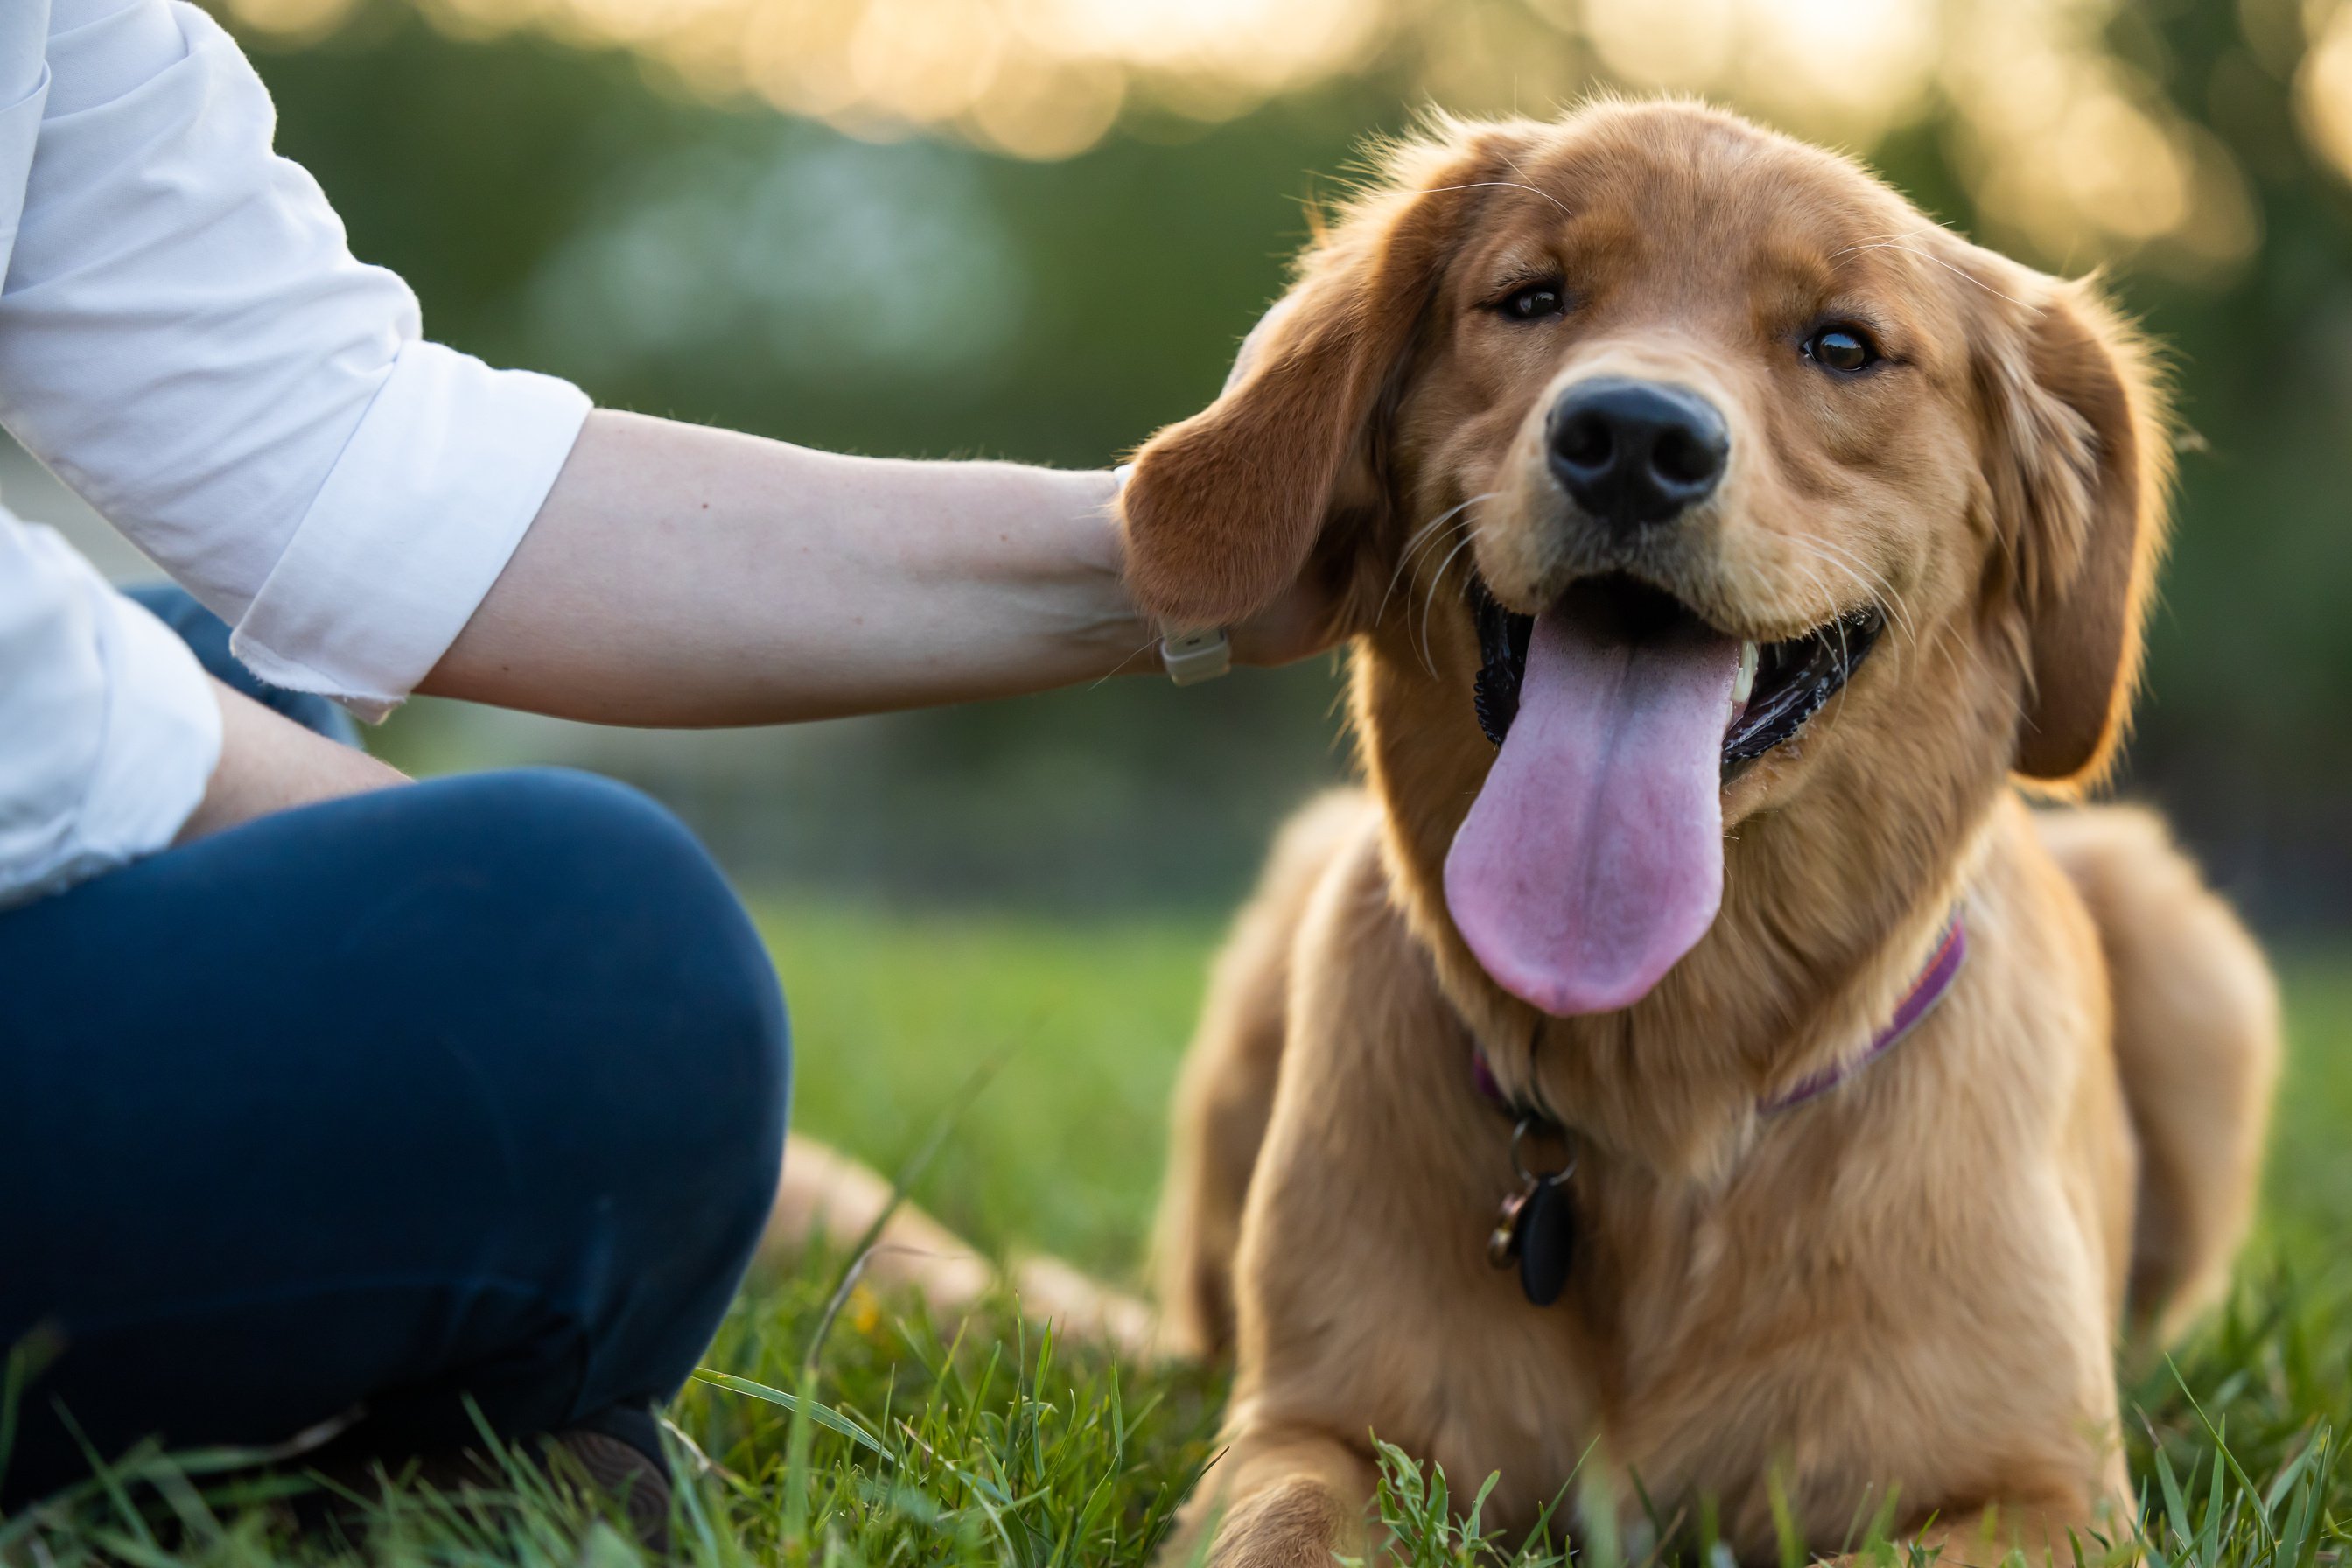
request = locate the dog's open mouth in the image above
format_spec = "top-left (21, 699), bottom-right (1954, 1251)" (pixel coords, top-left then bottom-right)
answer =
top-left (1447, 574), bottom-right (1883, 1018)
top-left (1470, 574), bottom-right (1883, 776)
top-left (1721, 594), bottom-right (1886, 774)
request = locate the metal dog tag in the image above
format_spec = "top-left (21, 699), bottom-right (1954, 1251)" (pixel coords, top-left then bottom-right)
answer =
top-left (1487, 1113), bottom-right (1578, 1307)
top-left (1488, 1181), bottom-right (1534, 1267)
top-left (1515, 1178), bottom-right (1577, 1306)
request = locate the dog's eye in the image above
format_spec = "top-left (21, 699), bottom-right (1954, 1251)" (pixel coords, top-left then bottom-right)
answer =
top-left (1804, 326), bottom-right (1880, 373)
top-left (1496, 283), bottom-right (1566, 322)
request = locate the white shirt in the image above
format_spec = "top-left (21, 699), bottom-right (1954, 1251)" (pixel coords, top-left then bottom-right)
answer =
top-left (0, 0), bottom-right (591, 908)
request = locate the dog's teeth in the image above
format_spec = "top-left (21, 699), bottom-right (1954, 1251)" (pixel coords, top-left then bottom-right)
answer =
top-left (1732, 640), bottom-right (1759, 706)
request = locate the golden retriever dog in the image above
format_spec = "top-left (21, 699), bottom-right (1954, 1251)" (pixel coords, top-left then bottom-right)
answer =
top-left (768, 99), bottom-right (2281, 1567)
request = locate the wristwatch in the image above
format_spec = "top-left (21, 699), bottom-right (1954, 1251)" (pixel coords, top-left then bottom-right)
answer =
top-left (1160, 626), bottom-right (1232, 686)
top-left (1114, 464), bottom-right (1233, 686)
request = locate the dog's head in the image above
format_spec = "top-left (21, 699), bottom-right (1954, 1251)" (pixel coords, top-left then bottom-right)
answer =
top-left (1122, 101), bottom-right (2170, 1020)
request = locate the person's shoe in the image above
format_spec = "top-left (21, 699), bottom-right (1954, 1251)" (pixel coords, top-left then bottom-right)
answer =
top-left (296, 1426), bottom-right (673, 1554)
top-left (537, 1427), bottom-right (674, 1553)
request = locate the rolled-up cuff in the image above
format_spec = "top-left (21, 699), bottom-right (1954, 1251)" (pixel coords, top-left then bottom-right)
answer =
top-left (229, 340), bottom-right (592, 721)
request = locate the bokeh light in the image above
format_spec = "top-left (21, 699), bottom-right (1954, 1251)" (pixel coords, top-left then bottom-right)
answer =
top-left (217, 0), bottom-right (2348, 276)
top-left (2300, 0), bottom-right (2352, 182)
top-left (118, 0), bottom-right (2352, 922)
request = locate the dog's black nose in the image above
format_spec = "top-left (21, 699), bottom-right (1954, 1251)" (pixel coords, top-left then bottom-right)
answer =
top-left (1547, 378), bottom-right (1729, 534)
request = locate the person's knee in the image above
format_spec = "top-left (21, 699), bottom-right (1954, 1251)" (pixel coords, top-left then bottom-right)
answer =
top-left (478, 768), bottom-right (782, 1054)
top-left (444, 769), bottom-right (791, 1206)
top-left (444, 774), bottom-right (793, 1404)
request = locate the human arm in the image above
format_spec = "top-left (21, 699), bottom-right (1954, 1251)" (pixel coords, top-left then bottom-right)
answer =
top-left (3, 0), bottom-right (1329, 744)
top-left (173, 679), bottom-right (408, 844)
top-left (420, 412), bottom-right (1331, 725)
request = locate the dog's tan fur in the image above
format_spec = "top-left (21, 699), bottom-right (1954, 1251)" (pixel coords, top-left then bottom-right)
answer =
top-left (1116, 100), bottom-right (2279, 1565)
top-left (2034, 807), bottom-right (2280, 1347)
top-left (765, 100), bottom-right (2279, 1568)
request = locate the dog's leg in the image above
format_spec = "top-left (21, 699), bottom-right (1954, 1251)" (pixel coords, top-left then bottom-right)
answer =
top-left (1159, 1422), bottom-right (1377, 1568)
top-left (1152, 790), bottom-right (1370, 1360)
top-left (761, 1134), bottom-right (1155, 1354)
top-left (2035, 805), bottom-right (2280, 1344)
top-left (761, 1134), bottom-right (997, 1316)
top-left (1897, 1487), bottom-right (2130, 1568)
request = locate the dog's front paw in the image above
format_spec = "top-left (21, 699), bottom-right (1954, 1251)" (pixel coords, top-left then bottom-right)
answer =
top-left (1201, 1476), bottom-right (1354, 1568)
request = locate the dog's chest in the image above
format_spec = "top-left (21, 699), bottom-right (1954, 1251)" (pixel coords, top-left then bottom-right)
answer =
top-left (1424, 1166), bottom-right (1884, 1541)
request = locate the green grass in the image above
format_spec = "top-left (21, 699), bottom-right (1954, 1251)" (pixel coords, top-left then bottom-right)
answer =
top-left (763, 899), bottom-right (1221, 1277)
top-left (8, 905), bottom-right (2352, 1567)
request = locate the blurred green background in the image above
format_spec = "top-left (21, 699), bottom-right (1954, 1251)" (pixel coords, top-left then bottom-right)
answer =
top-left (151, 0), bottom-right (2352, 926)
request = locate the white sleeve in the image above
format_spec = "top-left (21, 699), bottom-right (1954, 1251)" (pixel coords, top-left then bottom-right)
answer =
top-left (0, 505), bottom-right (220, 908)
top-left (0, 0), bottom-right (590, 721)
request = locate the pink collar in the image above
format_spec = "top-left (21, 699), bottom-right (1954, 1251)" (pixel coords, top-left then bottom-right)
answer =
top-left (1758, 914), bottom-right (1967, 1115)
top-left (1473, 914), bottom-right (1968, 1124)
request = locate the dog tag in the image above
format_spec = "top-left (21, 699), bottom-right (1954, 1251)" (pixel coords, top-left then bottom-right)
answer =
top-left (1488, 1111), bottom-right (1578, 1306)
top-left (1487, 1182), bottom-right (1533, 1268)
top-left (1516, 1177), bottom-right (1577, 1306)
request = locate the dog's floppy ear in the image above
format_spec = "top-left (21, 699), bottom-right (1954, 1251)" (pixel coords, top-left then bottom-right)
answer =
top-left (1976, 273), bottom-right (2174, 786)
top-left (1119, 128), bottom-right (1524, 628)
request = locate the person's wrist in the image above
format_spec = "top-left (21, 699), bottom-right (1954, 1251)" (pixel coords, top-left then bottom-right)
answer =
top-left (1102, 464), bottom-right (1236, 682)
top-left (1069, 467), bottom-right (1162, 677)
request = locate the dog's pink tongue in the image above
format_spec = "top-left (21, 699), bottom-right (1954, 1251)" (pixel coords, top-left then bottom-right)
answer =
top-left (1445, 601), bottom-right (1739, 1016)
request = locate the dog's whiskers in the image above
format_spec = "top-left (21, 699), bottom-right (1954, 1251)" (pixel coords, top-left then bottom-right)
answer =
top-left (1786, 536), bottom-right (1921, 651)
top-left (1417, 525), bottom-right (1490, 677)
top-left (1419, 179), bottom-right (1570, 218)
top-left (1923, 618), bottom-right (1978, 709)
top-left (1777, 554), bottom-right (1870, 741)
top-left (1085, 624), bottom-right (1178, 692)
top-left (1377, 492), bottom-right (1501, 631)
top-left (1391, 500), bottom-right (1476, 580)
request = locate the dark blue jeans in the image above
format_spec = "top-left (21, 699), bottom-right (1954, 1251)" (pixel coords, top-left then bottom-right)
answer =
top-left (0, 592), bottom-right (791, 1509)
